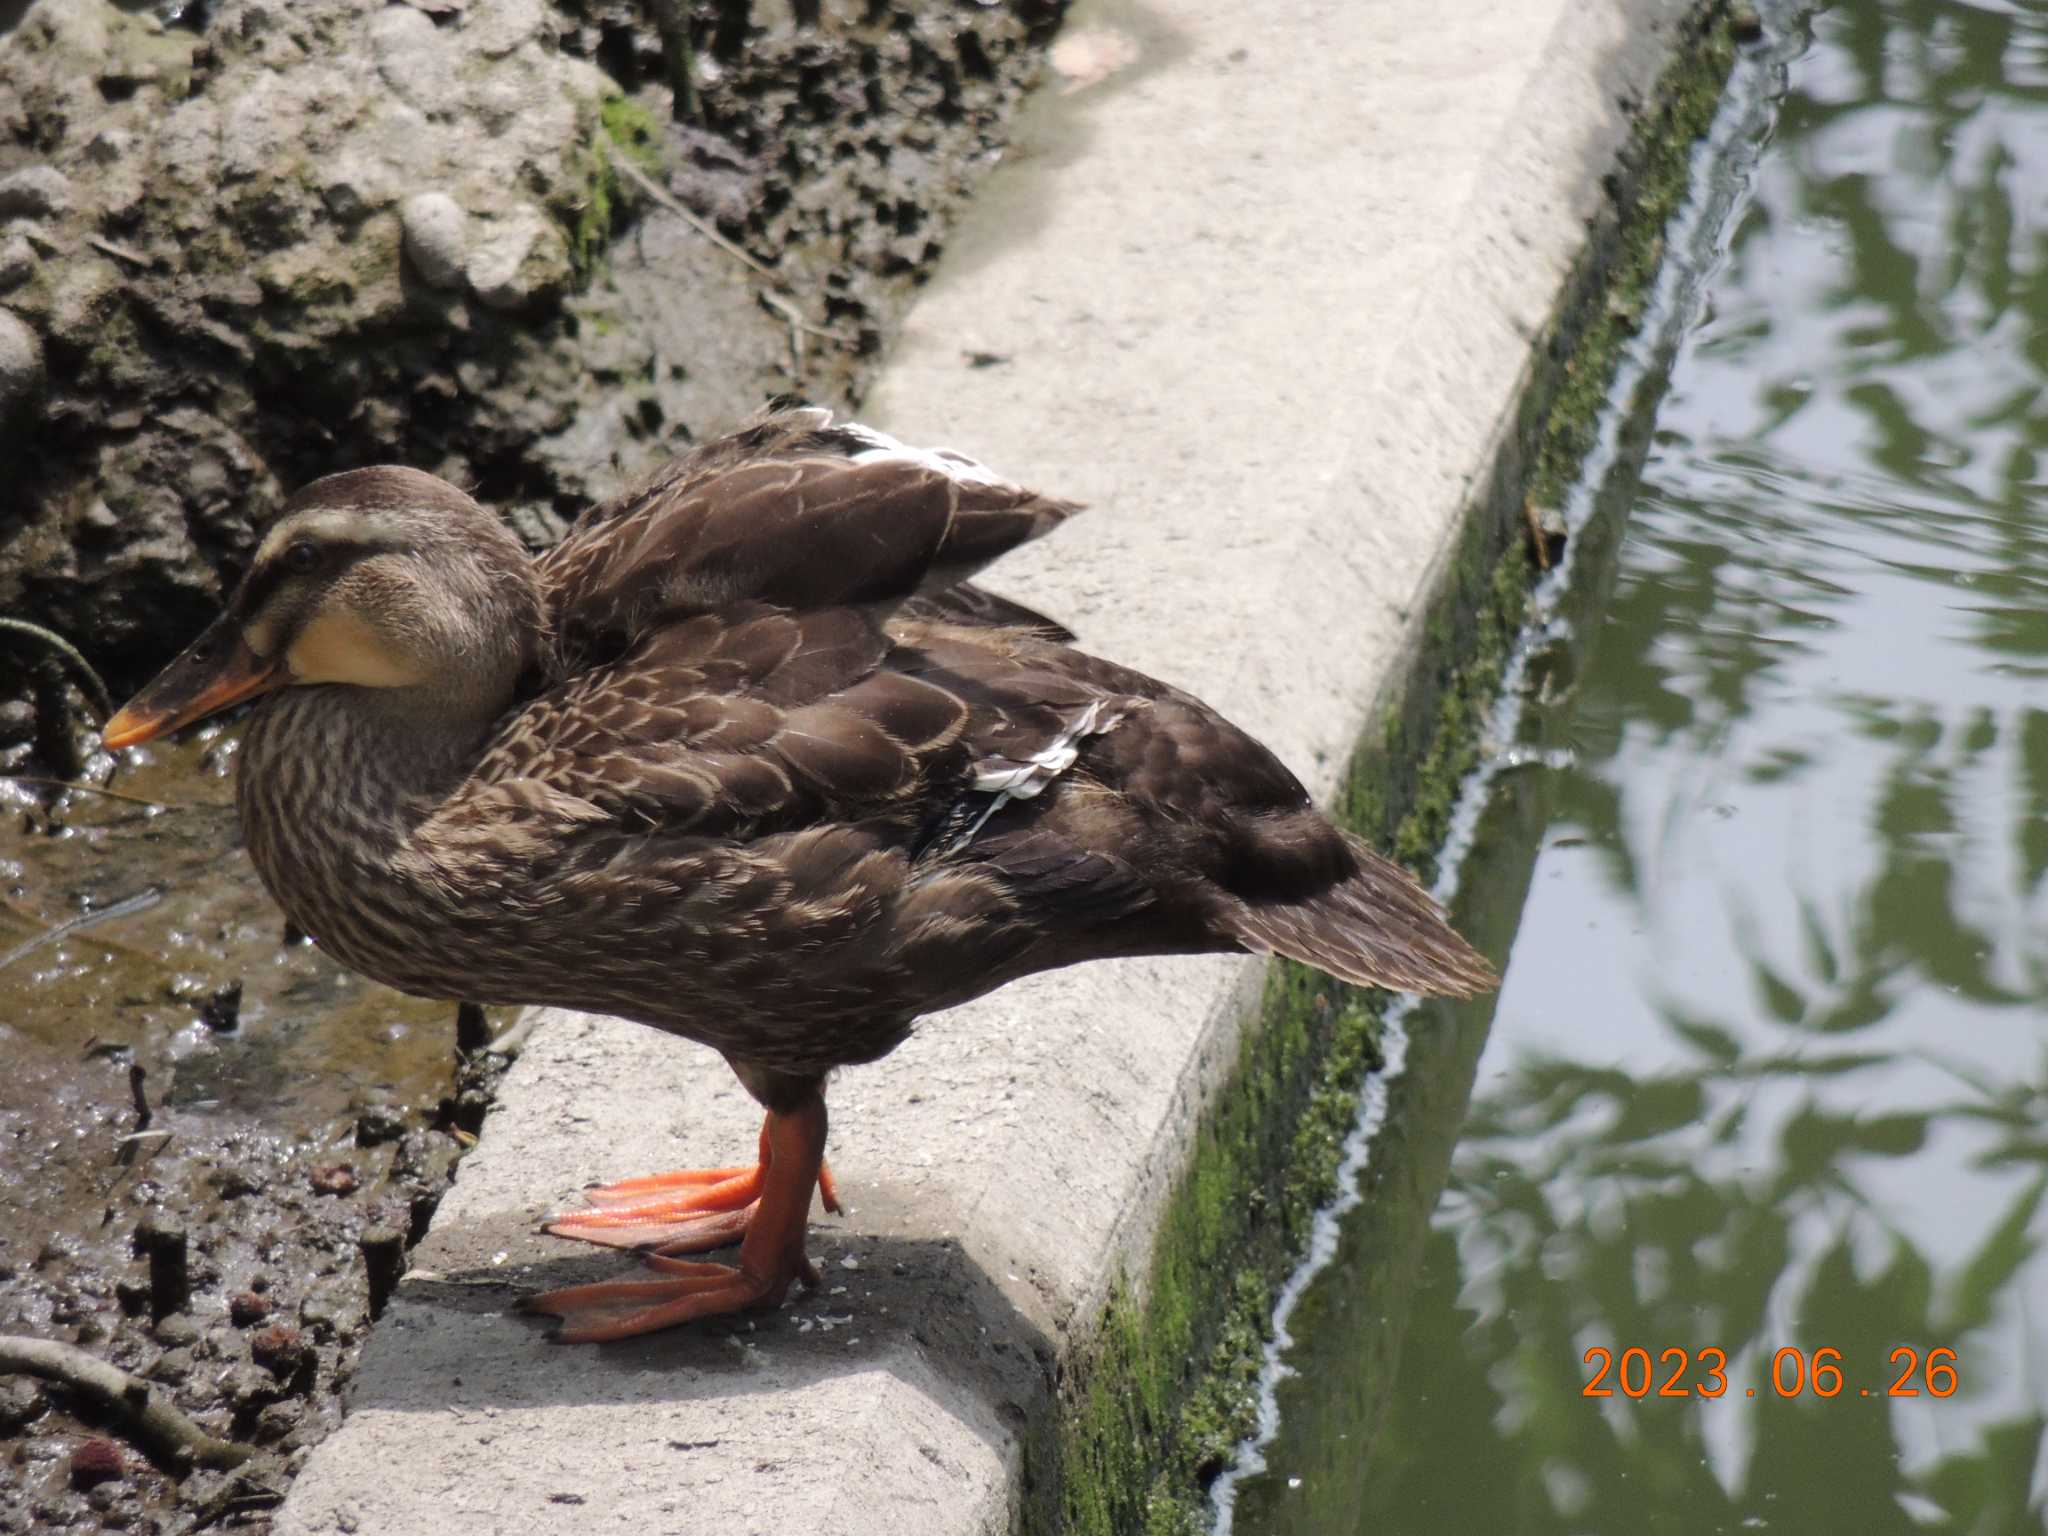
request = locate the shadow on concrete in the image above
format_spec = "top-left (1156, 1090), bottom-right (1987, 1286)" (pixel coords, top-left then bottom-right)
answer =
top-left (346, 1222), bottom-right (1058, 1483)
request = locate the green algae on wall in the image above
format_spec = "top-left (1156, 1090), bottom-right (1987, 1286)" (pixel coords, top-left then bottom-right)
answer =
top-left (566, 94), bottom-right (670, 283)
top-left (1033, 6), bottom-right (1740, 1534)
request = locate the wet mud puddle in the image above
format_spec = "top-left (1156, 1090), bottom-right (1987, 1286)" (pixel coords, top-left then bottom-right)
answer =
top-left (1224, 1), bottom-right (2048, 1532)
top-left (0, 723), bottom-right (483, 1532)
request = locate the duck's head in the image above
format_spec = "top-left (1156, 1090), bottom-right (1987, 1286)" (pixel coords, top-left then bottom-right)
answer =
top-left (104, 467), bottom-right (542, 749)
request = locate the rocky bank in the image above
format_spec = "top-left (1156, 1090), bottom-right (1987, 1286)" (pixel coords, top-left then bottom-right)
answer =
top-left (0, 0), bottom-right (1063, 763)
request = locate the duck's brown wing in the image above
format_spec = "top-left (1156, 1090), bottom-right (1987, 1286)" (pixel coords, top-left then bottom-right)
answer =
top-left (453, 604), bottom-right (972, 841)
top-left (538, 408), bottom-right (1076, 670)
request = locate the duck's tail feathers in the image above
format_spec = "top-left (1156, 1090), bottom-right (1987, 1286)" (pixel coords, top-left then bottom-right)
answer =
top-left (1228, 835), bottom-right (1496, 998)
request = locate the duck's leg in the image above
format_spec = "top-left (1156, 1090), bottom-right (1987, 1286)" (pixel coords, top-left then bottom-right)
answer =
top-left (540, 1113), bottom-right (840, 1254)
top-left (523, 1091), bottom-right (830, 1342)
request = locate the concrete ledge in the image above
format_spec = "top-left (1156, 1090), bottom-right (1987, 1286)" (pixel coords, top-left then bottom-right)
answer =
top-left (280, 1), bottom-right (1704, 1530)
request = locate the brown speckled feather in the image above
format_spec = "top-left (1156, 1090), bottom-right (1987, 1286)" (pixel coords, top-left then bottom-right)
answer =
top-left (539, 407), bottom-right (1077, 672)
top-left (225, 406), bottom-right (1489, 1090)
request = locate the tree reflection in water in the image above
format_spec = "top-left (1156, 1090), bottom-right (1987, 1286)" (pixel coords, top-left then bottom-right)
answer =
top-left (1240, 3), bottom-right (2048, 1531)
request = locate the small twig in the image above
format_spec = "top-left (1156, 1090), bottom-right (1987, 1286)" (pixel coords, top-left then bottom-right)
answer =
top-left (0, 885), bottom-right (164, 973)
top-left (609, 152), bottom-right (777, 280)
top-left (608, 154), bottom-right (859, 347)
top-left (760, 287), bottom-right (859, 345)
top-left (88, 235), bottom-right (154, 269)
top-left (0, 617), bottom-right (114, 720)
top-left (0, 1334), bottom-right (253, 1469)
top-left (0, 775), bottom-right (229, 812)
top-left (114, 1128), bottom-right (174, 1174)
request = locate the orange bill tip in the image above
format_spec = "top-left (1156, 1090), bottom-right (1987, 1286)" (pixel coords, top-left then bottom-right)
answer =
top-left (102, 627), bottom-right (284, 750)
top-left (101, 702), bottom-right (167, 751)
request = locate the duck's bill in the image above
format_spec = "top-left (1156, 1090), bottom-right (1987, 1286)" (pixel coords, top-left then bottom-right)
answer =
top-left (102, 620), bottom-right (285, 750)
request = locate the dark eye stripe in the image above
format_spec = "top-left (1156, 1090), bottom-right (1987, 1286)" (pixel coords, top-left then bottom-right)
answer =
top-left (235, 536), bottom-right (381, 619)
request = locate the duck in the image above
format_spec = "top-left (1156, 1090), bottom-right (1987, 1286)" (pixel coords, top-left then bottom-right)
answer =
top-left (102, 406), bottom-right (1494, 1342)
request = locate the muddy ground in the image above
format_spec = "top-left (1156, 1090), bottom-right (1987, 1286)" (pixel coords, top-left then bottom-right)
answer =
top-left (0, 729), bottom-right (499, 1535)
top-left (0, 3), bottom-right (1064, 1530)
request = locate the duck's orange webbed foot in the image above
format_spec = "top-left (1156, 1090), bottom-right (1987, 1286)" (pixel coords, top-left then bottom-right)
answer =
top-left (540, 1113), bottom-right (840, 1254)
top-left (524, 1099), bottom-right (831, 1343)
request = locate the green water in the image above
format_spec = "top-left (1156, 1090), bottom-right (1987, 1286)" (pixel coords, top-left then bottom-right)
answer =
top-left (1230, 2), bottom-right (2048, 1531)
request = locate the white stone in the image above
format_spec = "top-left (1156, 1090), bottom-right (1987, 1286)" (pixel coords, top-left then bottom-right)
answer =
top-left (400, 191), bottom-right (470, 291)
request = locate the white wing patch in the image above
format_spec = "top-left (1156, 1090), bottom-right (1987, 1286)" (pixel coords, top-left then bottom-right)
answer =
top-left (973, 698), bottom-right (1121, 799)
top-left (933, 699), bottom-right (1124, 858)
top-left (840, 421), bottom-right (1012, 490)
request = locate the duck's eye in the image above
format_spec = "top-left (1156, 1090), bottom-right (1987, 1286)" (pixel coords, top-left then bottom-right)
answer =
top-left (283, 541), bottom-right (323, 574)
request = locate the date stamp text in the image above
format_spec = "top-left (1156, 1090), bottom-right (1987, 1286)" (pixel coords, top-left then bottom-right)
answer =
top-left (1582, 1345), bottom-right (1958, 1400)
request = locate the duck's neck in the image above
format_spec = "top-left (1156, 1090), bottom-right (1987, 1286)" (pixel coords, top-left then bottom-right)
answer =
top-left (236, 684), bottom-right (499, 944)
